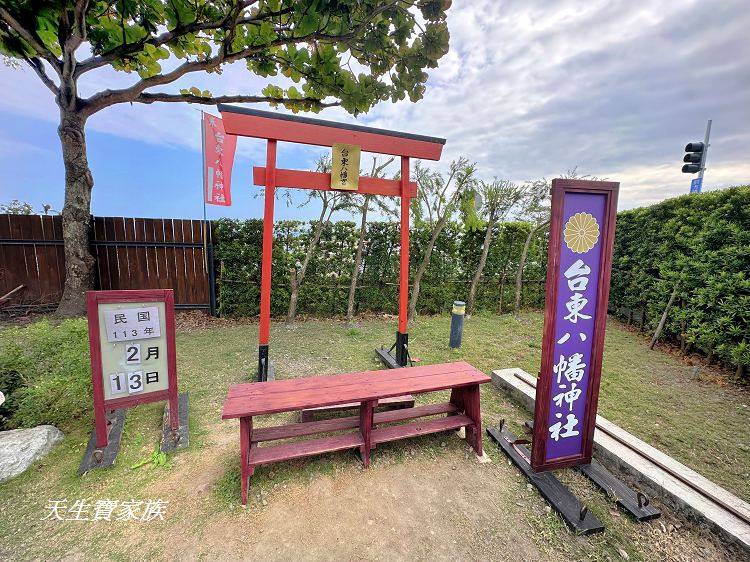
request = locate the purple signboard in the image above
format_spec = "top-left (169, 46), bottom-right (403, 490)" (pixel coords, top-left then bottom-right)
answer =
top-left (532, 179), bottom-right (619, 472)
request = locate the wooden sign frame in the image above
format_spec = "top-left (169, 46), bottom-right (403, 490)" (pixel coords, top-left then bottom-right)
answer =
top-left (87, 289), bottom-right (179, 448)
top-left (531, 179), bottom-right (619, 471)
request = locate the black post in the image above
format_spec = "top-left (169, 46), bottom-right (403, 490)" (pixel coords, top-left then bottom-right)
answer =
top-left (449, 300), bottom-right (465, 349)
top-left (207, 238), bottom-right (217, 317)
top-left (89, 215), bottom-right (100, 290)
top-left (258, 344), bottom-right (269, 382)
top-left (395, 331), bottom-right (409, 367)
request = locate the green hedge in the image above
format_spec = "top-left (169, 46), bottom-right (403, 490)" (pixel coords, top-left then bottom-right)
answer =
top-left (213, 218), bottom-right (548, 318)
top-left (611, 186), bottom-right (750, 374)
top-left (214, 186), bottom-right (749, 375)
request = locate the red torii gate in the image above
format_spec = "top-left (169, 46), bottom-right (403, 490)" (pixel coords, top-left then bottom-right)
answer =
top-left (218, 105), bottom-right (445, 381)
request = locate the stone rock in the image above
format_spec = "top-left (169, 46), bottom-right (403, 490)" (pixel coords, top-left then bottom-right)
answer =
top-left (0, 425), bottom-right (64, 482)
top-left (475, 452), bottom-right (492, 464)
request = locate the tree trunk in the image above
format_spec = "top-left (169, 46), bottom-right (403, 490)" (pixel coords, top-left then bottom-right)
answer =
top-left (498, 271), bottom-right (506, 314)
top-left (467, 218), bottom-right (496, 316)
top-left (514, 225), bottom-right (535, 315)
top-left (497, 235), bottom-right (514, 314)
top-left (55, 110), bottom-right (95, 316)
top-left (408, 216), bottom-right (448, 321)
top-left (649, 286), bottom-right (678, 350)
top-left (347, 195), bottom-right (370, 324)
top-left (287, 207), bottom-right (328, 324)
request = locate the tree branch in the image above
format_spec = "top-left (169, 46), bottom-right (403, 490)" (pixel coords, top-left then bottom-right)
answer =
top-left (73, 0), bottom-right (89, 42)
top-left (81, 29), bottom-right (339, 116)
top-left (0, 7), bottom-right (61, 73)
top-left (23, 56), bottom-right (59, 95)
top-left (133, 92), bottom-right (340, 109)
top-left (76, 1), bottom-right (271, 75)
top-left (79, 1), bottom-right (399, 117)
top-left (77, 0), bottom-right (395, 82)
top-left (60, 1), bottom-right (89, 80)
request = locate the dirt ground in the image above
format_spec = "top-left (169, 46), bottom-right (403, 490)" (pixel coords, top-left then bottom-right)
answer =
top-left (1, 314), bottom-right (747, 561)
top-left (162, 449), bottom-right (555, 561)
top-left (49, 416), bottom-right (740, 562)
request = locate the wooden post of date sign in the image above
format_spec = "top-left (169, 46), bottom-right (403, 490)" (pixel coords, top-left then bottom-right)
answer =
top-left (80, 289), bottom-right (188, 474)
top-left (531, 179), bottom-right (619, 471)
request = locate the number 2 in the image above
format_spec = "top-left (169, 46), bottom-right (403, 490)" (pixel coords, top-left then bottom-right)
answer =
top-left (125, 344), bottom-right (141, 365)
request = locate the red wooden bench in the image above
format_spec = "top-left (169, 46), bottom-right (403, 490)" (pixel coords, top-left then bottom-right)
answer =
top-left (222, 361), bottom-right (491, 504)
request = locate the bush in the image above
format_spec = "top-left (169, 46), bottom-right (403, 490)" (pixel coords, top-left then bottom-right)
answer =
top-left (213, 218), bottom-right (548, 318)
top-left (0, 319), bottom-right (91, 431)
top-left (213, 186), bottom-right (748, 376)
top-left (611, 186), bottom-right (750, 375)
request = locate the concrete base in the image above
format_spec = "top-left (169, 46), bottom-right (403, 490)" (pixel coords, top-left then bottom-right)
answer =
top-left (491, 367), bottom-right (750, 555)
top-left (475, 451), bottom-right (492, 464)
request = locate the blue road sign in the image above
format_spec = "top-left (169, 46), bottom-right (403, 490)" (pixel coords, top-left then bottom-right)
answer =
top-left (690, 177), bottom-right (703, 193)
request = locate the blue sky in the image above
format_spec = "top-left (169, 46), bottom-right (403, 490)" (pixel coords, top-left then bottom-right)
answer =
top-left (0, 108), bottom-right (329, 221)
top-left (1, 0), bottom-right (749, 221)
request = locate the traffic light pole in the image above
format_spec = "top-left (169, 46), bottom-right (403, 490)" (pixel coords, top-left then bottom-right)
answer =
top-left (699, 119), bottom-right (712, 180)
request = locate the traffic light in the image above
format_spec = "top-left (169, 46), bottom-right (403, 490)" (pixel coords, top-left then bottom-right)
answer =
top-left (682, 142), bottom-right (704, 174)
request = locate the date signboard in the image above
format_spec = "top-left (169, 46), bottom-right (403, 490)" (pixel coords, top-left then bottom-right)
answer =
top-left (531, 179), bottom-right (619, 471)
top-left (87, 290), bottom-right (179, 449)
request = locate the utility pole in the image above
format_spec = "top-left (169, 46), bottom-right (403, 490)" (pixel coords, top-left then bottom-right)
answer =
top-left (699, 119), bottom-right (712, 181)
top-left (682, 119), bottom-right (712, 193)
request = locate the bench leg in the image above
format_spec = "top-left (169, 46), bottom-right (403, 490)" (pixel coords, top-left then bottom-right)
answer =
top-left (449, 387), bottom-right (465, 414)
top-left (463, 384), bottom-right (483, 456)
top-left (240, 416), bottom-right (253, 505)
top-left (370, 399), bottom-right (379, 450)
top-left (359, 400), bottom-right (374, 468)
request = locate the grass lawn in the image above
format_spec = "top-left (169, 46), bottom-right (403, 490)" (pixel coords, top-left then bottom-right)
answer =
top-left (0, 312), bottom-right (747, 561)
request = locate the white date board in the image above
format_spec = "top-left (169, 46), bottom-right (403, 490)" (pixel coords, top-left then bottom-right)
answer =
top-left (97, 302), bottom-right (169, 401)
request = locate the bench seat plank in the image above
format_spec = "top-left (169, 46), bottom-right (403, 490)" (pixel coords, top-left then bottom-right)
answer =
top-left (373, 402), bottom-right (458, 424)
top-left (372, 415), bottom-right (473, 444)
top-left (251, 402), bottom-right (460, 443)
top-left (253, 416), bottom-right (361, 442)
top-left (226, 361), bottom-right (482, 398)
top-left (249, 432), bottom-right (365, 466)
top-left (223, 361), bottom-right (489, 419)
top-left (301, 395), bottom-right (414, 418)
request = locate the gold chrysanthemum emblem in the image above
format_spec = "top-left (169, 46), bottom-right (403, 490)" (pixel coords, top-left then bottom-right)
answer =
top-left (564, 212), bottom-right (600, 254)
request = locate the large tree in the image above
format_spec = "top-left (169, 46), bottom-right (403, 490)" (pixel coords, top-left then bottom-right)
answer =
top-left (286, 156), bottom-right (346, 325)
top-left (344, 155), bottom-right (393, 324)
top-left (409, 157), bottom-right (475, 320)
top-left (464, 178), bottom-right (523, 315)
top-left (0, 0), bottom-right (451, 315)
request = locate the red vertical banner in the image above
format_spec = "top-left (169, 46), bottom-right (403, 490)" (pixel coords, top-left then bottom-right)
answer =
top-left (531, 179), bottom-right (619, 472)
top-left (203, 112), bottom-right (237, 206)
